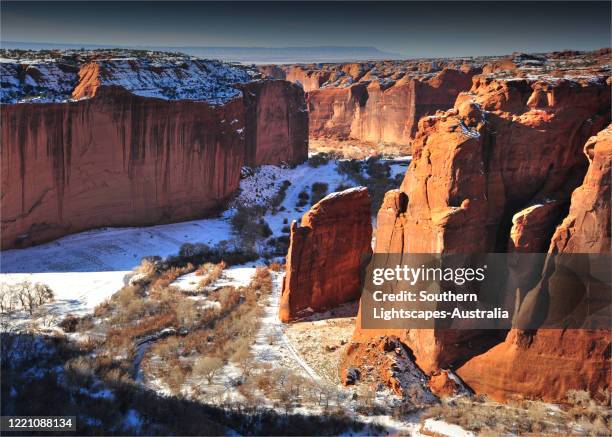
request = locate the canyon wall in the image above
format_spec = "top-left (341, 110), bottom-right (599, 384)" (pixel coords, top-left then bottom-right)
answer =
top-left (279, 187), bottom-right (372, 322)
top-left (241, 80), bottom-right (308, 166)
top-left (1, 87), bottom-right (245, 249)
top-left (307, 68), bottom-right (478, 146)
top-left (346, 75), bottom-right (611, 401)
top-left (456, 125), bottom-right (612, 402)
top-left (1, 56), bottom-right (308, 249)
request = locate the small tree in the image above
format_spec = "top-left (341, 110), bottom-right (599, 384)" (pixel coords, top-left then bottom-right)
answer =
top-left (194, 356), bottom-right (224, 384)
top-left (231, 343), bottom-right (254, 377)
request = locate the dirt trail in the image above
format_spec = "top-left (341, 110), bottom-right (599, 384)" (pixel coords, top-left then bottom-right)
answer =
top-left (250, 272), bottom-right (321, 380)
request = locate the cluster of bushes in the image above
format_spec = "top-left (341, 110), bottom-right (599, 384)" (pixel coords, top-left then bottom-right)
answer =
top-left (310, 182), bottom-right (329, 205)
top-left (270, 179), bottom-right (292, 212)
top-left (231, 205), bottom-right (273, 253)
top-left (143, 267), bottom-right (273, 395)
top-left (338, 155), bottom-right (403, 214)
top-left (423, 390), bottom-right (612, 436)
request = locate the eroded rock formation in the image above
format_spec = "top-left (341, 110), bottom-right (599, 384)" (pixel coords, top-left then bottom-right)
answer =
top-left (345, 74), bottom-right (611, 401)
top-left (306, 68), bottom-right (478, 146)
top-left (279, 187), bottom-right (372, 322)
top-left (1, 52), bottom-right (308, 249)
top-left (259, 49), bottom-right (609, 149)
top-left (456, 125), bottom-right (612, 402)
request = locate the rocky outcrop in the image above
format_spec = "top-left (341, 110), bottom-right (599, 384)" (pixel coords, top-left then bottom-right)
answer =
top-left (1, 53), bottom-right (308, 249)
top-left (549, 125), bottom-right (612, 253)
top-left (345, 76), bottom-right (611, 401)
top-left (279, 187), bottom-right (372, 322)
top-left (341, 336), bottom-right (435, 402)
top-left (307, 68), bottom-right (478, 146)
top-left (374, 76), bottom-right (609, 256)
top-left (455, 126), bottom-right (612, 402)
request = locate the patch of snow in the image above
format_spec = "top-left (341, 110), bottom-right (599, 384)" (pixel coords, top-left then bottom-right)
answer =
top-left (421, 419), bottom-right (475, 437)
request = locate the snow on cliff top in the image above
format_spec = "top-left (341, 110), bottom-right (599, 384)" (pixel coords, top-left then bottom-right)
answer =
top-left (0, 50), bottom-right (255, 104)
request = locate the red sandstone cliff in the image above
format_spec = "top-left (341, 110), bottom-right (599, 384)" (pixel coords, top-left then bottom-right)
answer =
top-left (1, 56), bottom-right (308, 249)
top-left (1, 87), bottom-right (245, 249)
top-left (279, 187), bottom-right (372, 322)
top-left (455, 126), bottom-right (612, 402)
top-left (307, 68), bottom-right (479, 146)
top-left (241, 80), bottom-right (308, 166)
top-left (345, 76), bottom-right (611, 401)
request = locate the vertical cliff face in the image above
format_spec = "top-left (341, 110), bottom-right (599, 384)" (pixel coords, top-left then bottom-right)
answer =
top-left (378, 76), bottom-right (610, 255)
top-left (1, 55), bottom-right (308, 249)
top-left (241, 80), bottom-right (308, 166)
top-left (1, 87), bottom-right (246, 249)
top-left (279, 187), bottom-right (372, 322)
top-left (345, 76), bottom-right (611, 401)
top-left (307, 68), bottom-right (478, 146)
top-left (456, 126), bottom-right (612, 402)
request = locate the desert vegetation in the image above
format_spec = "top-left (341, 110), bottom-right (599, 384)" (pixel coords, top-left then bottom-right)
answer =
top-left (422, 391), bottom-right (612, 436)
top-left (0, 281), bottom-right (54, 315)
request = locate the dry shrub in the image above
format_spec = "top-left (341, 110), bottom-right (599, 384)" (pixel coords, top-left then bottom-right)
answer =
top-left (195, 262), bottom-right (213, 276)
top-left (218, 287), bottom-right (240, 311)
top-left (198, 261), bottom-right (226, 289)
top-left (423, 392), bottom-right (612, 436)
top-left (193, 356), bottom-right (224, 383)
top-left (58, 314), bottom-right (79, 332)
top-left (175, 299), bottom-right (201, 329)
top-left (311, 182), bottom-right (329, 205)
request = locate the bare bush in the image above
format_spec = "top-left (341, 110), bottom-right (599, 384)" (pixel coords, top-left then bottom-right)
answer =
top-left (194, 356), bottom-right (224, 384)
top-left (311, 182), bottom-right (329, 205)
top-left (198, 261), bottom-right (226, 289)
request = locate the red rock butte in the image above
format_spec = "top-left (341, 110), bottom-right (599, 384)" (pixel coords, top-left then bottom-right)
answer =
top-left (345, 73), bottom-right (611, 402)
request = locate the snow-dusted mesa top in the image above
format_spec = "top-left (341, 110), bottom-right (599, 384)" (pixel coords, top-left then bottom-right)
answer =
top-left (0, 49), bottom-right (256, 104)
top-left (0, 60), bottom-right (79, 103)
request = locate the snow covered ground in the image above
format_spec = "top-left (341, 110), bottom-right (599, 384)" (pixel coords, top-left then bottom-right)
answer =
top-left (0, 155), bottom-right (476, 436)
top-left (1, 54), bottom-right (254, 104)
top-left (170, 264), bottom-right (258, 293)
top-left (0, 159), bottom-right (359, 322)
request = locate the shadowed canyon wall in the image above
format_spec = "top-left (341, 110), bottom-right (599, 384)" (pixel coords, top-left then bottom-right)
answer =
top-left (455, 125), bottom-right (612, 402)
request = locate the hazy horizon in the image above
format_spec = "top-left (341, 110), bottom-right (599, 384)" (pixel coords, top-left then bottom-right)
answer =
top-left (2, 1), bottom-right (610, 60)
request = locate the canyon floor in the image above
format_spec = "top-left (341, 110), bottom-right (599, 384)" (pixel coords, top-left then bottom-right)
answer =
top-left (1, 154), bottom-right (430, 435)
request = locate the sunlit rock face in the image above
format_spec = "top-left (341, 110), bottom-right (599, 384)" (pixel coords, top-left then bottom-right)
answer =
top-left (346, 74), bottom-right (611, 402)
top-left (306, 68), bottom-right (479, 146)
top-left (1, 53), bottom-right (308, 249)
top-left (279, 187), bottom-right (372, 323)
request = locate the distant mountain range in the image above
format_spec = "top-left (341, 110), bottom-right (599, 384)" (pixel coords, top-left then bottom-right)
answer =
top-left (1, 41), bottom-right (403, 64)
